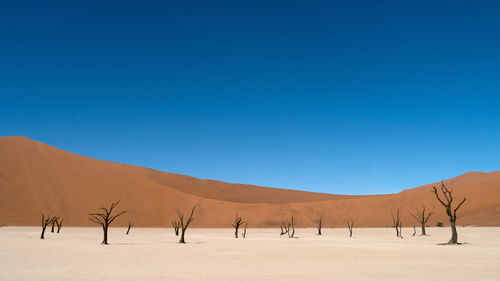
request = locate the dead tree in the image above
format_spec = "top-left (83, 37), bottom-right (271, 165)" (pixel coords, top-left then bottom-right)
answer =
top-left (231, 213), bottom-right (244, 238)
top-left (280, 222), bottom-right (289, 236)
top-left (55, 218), bottom-right (64, 233)
top-left (50, 216), bottom-right (59, 233)
top-left (392, 209), bottom-right (403, 238)
top-left (126, 221), bottom-right (132, 235)
top-left (410, 205), bottom-right (433, 236)
top-left (89, 201), bottom-right (128, 245)
top-left (431, 182), bottom-right (467, 244)
top-left (412, 226), bottom-right (416, 236)
top-left (175, 206), bottom-right (196, 243)
top-left (172, 220), bottom-right (181, 236)
top-left (346, 219), bottom-right (354, 237)
top-left (242, 222), bottom-right (248, 238)
top-left (40, 215), bottom-right (55, 239)
top-left (317, 216), bottom-right (323, 235)
top-left (288, 215), bottom-right (296, 238)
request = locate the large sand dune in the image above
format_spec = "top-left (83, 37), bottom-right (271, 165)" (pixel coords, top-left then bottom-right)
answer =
top-left (0, 136), bottom-right (499, 227)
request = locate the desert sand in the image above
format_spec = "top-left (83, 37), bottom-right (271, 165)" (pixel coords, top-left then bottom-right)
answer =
top-left (1, 136), bottom-right (500, 228)
top-left (1, 226), bottom-right (499, 281)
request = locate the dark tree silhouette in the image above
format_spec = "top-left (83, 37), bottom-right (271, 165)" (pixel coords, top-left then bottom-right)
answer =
top-left (412, 226), bottom-right (416, 236)
top-left (126, 221), bottom-right (132, 235)
top-left (431, 182), bottom-right (467, 244)
top-left (50, 216), bottom-right (59, 233)
top-left (40, 215), bottom-right (55, 239)
top-left (89, 201), bottom-right (128, 245)
top-left (410, 205), bottom-right (433, 236)
top-left (317, 216), bottom-right (323, 235)
top-left (280, 222), bottom-right (289, 236)
top-left (288, 216), bottom-right (296, 238)
top-left (346, 219), bottom-right (354, 237)
top-left (392, 209), bottom-right (403, 238)
top-left (242, 222), bottom-right (248, 238)
top-left (231, 213), bottom-right (244, 238)
top-left (172, 220), bottom-right (181, 236)
top-left (55, 218), bottom-right (64, 233)
top-left (175, 206), bottom-right (196, 243)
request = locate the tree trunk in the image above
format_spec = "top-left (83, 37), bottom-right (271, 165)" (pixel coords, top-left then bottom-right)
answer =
top-left (102, 226), bottom-right (108, 245)
top-left (51, 222), bottom-right (55, 233)
top-left (234, 226), bottom-right (239, 238)
top-left (349, 228), bottom-right (352, 237)
top-left (41, 227), bottom-right (46, 239)
top-left (179, 229), bottom-right (186, 243)
top-left (449, 220), bottom-right (458, 244)
top-left (421, 224), bottom-right (426, 236)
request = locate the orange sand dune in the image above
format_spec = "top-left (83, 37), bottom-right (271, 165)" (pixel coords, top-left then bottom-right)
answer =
top-left (0, 136), bottom-right (499, 227)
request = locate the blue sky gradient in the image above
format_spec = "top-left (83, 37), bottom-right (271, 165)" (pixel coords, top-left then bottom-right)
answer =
top-left (1, 0), bottom-right (499, 194)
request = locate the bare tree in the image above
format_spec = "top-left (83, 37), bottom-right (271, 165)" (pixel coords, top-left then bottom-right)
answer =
top-left (410, 205), bottom-right (433, 236)
top-left (431, 182), bottom-right (467, 244)
top-left (50, 216), bottom-right (59, 233)
top-left (126, 221), bottom-right (132, 235)
top-left (55, 218), bottom-right (64, 233)
top-left (346, 219), bottom-right (354, 237)
top-left (231, 213), bottom-right (244, 238)
top-left (392, 209), bottom-right (403, 238)
top-left (280, 222), bottom-right (289, 236)
top-left (89, 201), bottom-right (128, 245)
top-left (40, 215), bottom-right (55, 239)
top-left (288, 215), bottom-right (296, 238)
top-left (175, 206), bottom-right (196, 243)
top-left (317, 216), bottom-right (323, 235)
top-left (412, 225), bottom-right (416, 236)
top-left (242, 222), bottom-right (248, 238)
top-left (172, 220), bottom-right (181, 236)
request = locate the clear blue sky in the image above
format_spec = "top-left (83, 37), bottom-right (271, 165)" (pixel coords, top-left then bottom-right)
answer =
top-left (1, 0), bottom-right (499, 194)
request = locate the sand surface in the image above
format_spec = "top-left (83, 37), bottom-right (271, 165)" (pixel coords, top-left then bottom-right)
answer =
top-left (1, 227), bottom-right (499, 281)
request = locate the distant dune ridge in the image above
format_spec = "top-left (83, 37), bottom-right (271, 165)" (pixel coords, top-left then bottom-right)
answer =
top-left (0, 136), bottom-right (499, 227)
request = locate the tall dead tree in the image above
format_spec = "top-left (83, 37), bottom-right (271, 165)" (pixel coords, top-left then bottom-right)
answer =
top-left (175, 206), bottom-right (196, 243)
top-left (40, 215), bottom-right (54, 239)
top-left (172, 220), bottom-right (181, 236)
top-left (55, 218), bottom-right (64, 233)
top-left (392, 209), bottom-right (403, 238)
top-left (431, 182), bottom-right (467, 244)
top-left (50, 216), bottom-right (59, 233)
top-left (126, 221), bottom-right (132, 235)
top-left (346, 219), bottom-right (354, 237)
top-left (89, 201), bottom-right (128, 245)
top-left (280, 222), bottom-right (289, 236)
top-left (232, 213), bottom-right (244, 238)
top-left (410, 205), bottom-right (433, 236)
top-left (317, 216), bottom-right (323, 235)
top-left (242, 222), bottom-right (248, 238)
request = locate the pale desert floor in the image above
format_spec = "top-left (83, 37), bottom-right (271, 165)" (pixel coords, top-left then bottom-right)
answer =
top-left (0, 227), bottom-right (499, 281)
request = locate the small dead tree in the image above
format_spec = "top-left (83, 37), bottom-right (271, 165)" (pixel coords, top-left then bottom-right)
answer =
top-left (172, 220), bottom-right (181, 236)
top-left (40, 215), bottom-right (54, 239)
top-left (412, 225), bottom-right (416, 236)
top-left (431, 182), bottom-right (467, 244)
top-left (280, 222), bottom-right (289, 236)
top-left (126, 221), bottom-right (132, 235)
top-left (232, 213), bottom-right (244, 238)
top-left (55, 218), bottom-right (64, 233)
top-left (317, 216), bottom-right (323, 235)
top-left (346, 219), bottom-right (354, 237)
top-left (242, 222), bottom-right (248, 238)
top-left (288, 215), bottom-right (296, 238)
top-left (50, 216), bottom-right (59, 233)
top-left (392, 209), bottom-right (403, 238)
top-left (89, 201), bottom-right (128, 245)
top-left (175, 206), bottom-right (196, 243)
top-left (410, 205), bottom-right (433, 236)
